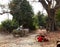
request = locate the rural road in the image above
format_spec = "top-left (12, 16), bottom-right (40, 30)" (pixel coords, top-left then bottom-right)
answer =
top-left (0, 33), bottom-right (42, 47)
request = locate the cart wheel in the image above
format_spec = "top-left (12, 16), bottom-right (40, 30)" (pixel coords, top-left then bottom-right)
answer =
top-left (35, 35), bottom-right (40, 42)
top-left (57, 41), bottom-right (60, 47)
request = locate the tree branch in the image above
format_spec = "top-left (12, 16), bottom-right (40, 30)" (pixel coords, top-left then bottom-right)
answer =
top-left (0, 12), bottom-right (10, 15)
top-left (39, 0), bottom-right (48, 12)
top-left (55, 0), bottom-right (60, 9)
top-left (46, 0), bottom-right (52, 6)
top-left (46, 0), bottom-right (52, 3)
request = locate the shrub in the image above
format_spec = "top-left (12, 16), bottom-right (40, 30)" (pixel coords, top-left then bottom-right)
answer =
top-left (0, 24), bottom-right (3, 31)
top-left (1, 20), bottom-right (19, 33)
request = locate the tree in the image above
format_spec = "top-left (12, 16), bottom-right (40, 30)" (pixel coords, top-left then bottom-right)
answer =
top-left (38, 0), bottom-right (60, 31)
top-left (37, 12), bottom-right (44, 26)
top-left (32, 15), bottom-right (39, 29)
top-left (9, 0), bottom-right (22, 25)
top-left (9, 0), bottom-right (34, 29)
top-left (37, 11), bottom-right (47, 28)
top-left (20, 0), bottom-right (34, 29)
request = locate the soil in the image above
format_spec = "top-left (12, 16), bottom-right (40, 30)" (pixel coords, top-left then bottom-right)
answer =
top-left (0, 29), bottom-right (60, 47)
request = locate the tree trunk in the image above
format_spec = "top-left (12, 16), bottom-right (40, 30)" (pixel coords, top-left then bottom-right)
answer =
top-left (46, 9), bottom-right (56, 31)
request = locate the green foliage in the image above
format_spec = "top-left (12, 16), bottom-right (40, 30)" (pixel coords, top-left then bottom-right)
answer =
top-left (20, 0), bottom-right (34, 30)
top-left (56, 9), bottom-right (60, 21)
top-left (1, 20), bottom-right (19, 33)
top-left (9, 0), bottom-right (22, 25)
top-left (9, 0), bottom-right (34, 28)
top-left (0, 24), bottom-right (3, 31)
top-left (32, 15), bottom-right (39, 29)
top-left (37, 11), bottom-right (46, 27)
top-left (56, 9), bottom-right (60, 27)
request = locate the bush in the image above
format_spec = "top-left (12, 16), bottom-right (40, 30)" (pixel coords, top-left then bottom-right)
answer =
top-left (55, 9), bottom-right (60, 28)
top-left (1, 20), bottom-right (19, 33)
top-left (0, 24), bottom-right (3, 31)
top-left (32, 15), bottom-right (39, 30)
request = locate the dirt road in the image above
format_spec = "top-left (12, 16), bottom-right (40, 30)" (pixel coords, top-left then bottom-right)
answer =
top-left (0, 29), bottom-right (59, 47)
top-left (0, 33), bottom-right (42, 47)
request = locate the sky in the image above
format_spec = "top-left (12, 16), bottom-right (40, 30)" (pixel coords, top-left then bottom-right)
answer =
top-left (0, 0), bottom-right (47, 24)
